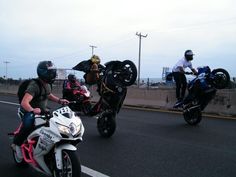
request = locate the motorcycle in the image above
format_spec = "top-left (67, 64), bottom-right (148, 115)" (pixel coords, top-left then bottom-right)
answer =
top-left (178, 66), bottom-right (230, 125)
top-left (8, 106), bottom-right (84, 177)
top-left (63, 85), bottom-right (92, 115)
top-left (73, 59), bottom-right (137, 138)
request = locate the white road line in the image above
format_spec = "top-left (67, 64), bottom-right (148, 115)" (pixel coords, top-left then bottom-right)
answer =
top-left (82, 165), bottom-right (110, 177)
top-left (0, 99), bottom-right (110, 177)
top-left (0, 100), bottom-right (20, 106)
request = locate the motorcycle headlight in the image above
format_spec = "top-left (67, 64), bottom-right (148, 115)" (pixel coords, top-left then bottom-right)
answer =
top-left (69, 123), bottom-right (80, 136)
top-left (57, 123), bottom-right (82, 137)
top-left (57, 124), bottom-right (70, 136)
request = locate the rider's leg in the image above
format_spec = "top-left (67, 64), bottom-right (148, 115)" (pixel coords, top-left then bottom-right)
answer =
top-left (13, 112), bottom-right (35, 158)
top-left (180, 74), bottom-right (187, 100)
top-left (173, 72), bottom-right (182, 101)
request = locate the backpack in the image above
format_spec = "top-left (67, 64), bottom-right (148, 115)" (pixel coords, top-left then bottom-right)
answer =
top-left (17, 79), bottom-right (43, 103)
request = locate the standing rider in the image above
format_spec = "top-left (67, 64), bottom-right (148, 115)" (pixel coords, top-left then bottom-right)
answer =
top-left (12, 60), bottom-right (69, 159)
top-left (172, 50), bottom-right (197, 106)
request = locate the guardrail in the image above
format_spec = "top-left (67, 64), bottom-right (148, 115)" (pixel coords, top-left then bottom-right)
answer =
top-left (1, 84), bottom-right (236, 116)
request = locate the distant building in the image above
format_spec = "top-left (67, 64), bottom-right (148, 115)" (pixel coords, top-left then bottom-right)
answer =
top-left (56, 69), bottom-right (67, 80)
top-left (162, 67), bottom-right (173, 84)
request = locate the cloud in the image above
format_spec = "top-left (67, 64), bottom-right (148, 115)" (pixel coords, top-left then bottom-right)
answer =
top-left (0, 0), bottom-right (236, 79)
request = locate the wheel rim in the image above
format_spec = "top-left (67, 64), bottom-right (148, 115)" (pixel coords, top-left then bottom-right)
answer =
top-left (190, 110), bottom-right (198, 122)
top-left (97, 113), bottom-right (116, 137)
top-left (100, 117), bottom-right (110, 133)
top-left (57, 151), bottom-right (73, 177)
top-left (215, 73), bottom-right (228, 88)
top-left (212, 69), bottom-right (230, 89)
top-left (184, 106), bottom-right (201, 125)
top-left (120, 60), bottom-right (137, 86)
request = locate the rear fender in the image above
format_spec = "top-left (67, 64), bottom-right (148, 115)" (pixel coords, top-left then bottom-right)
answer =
top-left (54, 144), bottom-right (77, 169)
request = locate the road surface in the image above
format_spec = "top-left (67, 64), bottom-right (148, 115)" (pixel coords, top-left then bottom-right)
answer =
top-left (0, 94), bottom-right (236, 177)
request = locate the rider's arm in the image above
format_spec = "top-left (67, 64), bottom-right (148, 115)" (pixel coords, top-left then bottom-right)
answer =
top-left (21, 93), bottom-right (41, 114)
top-left (65, 81), bottom-right (72, 90)
top-left (191, 68), bottom-right (198, 75)
top-left (48, 93), bottom-right (69, 105)
top-left (75, 81), bottom-right (81, 87)
top-left (187, 62), bottom-right (198, 75)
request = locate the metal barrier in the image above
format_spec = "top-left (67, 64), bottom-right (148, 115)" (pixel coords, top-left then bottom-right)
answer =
top-left (1, 84), bottom-right (236, 116)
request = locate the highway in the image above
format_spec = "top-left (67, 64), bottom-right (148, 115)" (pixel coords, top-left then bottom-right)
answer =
top-left (0, 93), bottom-right (236, 177)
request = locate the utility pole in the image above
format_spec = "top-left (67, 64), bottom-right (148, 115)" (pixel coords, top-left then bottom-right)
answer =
top-left (89, 45), bottom-right (97, 56)
top-left (3, 61), bottom-right (10, 79)
top-left (136, 32), bottom-right (147, 88)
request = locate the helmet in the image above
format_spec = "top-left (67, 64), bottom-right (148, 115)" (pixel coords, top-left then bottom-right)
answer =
top-left (90, 55), bottom-right (100, 64)
top-left (68, 74), bottom-right (76, 83)
top-left (184, 50), bottom-right (194, 61)
top-left (37, 61), bottom-right (57, 84)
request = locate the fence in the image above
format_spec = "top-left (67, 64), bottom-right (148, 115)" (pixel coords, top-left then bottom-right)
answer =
top-left (0, 82), bottom-right (236, 116)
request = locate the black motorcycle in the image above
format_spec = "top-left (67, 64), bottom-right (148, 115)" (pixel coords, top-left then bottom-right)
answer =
top-left (73, 59), bottom-right (137, 137)
top-left (178, 66), bottom-right (230, 125)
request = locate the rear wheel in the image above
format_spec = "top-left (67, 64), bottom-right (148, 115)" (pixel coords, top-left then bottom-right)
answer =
top-left (97, 111), bottom-right (116, 138)
top-left (53, 150), bottom-right (81, 177)
top-left (183, 105), bottom-right (202, 125)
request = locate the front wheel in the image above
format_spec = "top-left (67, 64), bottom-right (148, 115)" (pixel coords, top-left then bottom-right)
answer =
top-left (97, 111), bottom-right (116, 138)
top-left (53, 150), bottom-right (81, 177)
top-left (211, 68), bottom-right (230, 89)
top-left (183, 105), bottom-right (202, 125)
top-left (120, 60), bottom-right (137, 86)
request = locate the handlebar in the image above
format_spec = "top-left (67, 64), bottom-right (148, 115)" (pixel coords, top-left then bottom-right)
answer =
top-left (184, 72), bottom-right (194, 75)
top-left (71, 86), bottom-right (81, 90)
top-left (35, 111), bottom-right (52, 120)
top-left (68, 101), bottom-right (77, 104)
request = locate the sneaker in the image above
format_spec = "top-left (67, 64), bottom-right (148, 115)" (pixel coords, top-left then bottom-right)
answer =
top-left (173, 100), bottom-right (183, 108)
top-left (11, 144), bottom-right (23, 159)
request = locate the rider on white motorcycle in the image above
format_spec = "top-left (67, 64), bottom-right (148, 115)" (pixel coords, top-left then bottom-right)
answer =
top-left (12, 60), bottom-right (69, 159)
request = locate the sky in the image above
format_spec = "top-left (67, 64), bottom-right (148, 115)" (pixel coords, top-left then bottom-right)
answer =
top-left (0, 0), bottom-right (236, 80)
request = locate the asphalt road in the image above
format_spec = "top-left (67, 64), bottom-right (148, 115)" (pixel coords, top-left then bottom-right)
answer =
top-left (0, 94), bottom-right (236, 177)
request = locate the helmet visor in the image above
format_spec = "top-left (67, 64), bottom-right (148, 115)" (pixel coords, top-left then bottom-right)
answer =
top-left (46, 62), bottom-right (57, 83)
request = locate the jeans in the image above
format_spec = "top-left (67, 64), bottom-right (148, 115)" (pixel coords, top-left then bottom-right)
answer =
top-left (172, 72), bottom-right (187, 100)
top-left (13, 111), bottom-right (35, 146)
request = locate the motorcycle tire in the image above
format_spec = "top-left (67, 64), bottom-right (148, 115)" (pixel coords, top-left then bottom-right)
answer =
top-left (97, 111), bottom-right (116, 138)
top-left (183, 105), bottom-right (202, 125)
top-left (53, 150), bottom-right (81, 177)
top-left (120, 60), bottom-right (137, 86)
top-left (211, 68), bottom-right (230, 89)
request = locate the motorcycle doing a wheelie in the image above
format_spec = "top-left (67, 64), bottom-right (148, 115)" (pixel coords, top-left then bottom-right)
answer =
top-left (176, 66), bottom-right (230, 125)
top-left (73, 57), bottom-right (137, 138)
top-left (8, 106), bottom-right (84, 177)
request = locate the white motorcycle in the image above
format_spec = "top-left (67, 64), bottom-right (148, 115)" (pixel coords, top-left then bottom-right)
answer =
top-left (8, 106), bottom-right (84, 177)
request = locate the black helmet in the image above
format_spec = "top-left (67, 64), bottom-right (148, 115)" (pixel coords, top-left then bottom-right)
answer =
top-left (68, 74), bottom-right (76, 83)
top-left (184, 50), bottom-right (194, 61)
top-left (37, 61), bottom-right (57, 84)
